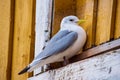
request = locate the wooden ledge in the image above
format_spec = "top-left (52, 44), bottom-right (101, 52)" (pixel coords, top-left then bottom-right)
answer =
top-left (70, 38), bottom-right (120, 63)
top-left (28, 49), bottom-right (120, 80)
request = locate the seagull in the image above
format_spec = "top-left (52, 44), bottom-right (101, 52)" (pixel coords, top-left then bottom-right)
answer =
top-left (18, 15), bottom-right (86, 75)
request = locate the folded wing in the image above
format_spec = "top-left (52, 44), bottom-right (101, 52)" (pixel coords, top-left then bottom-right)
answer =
top-left (34, 30), bottom-right (78, 61)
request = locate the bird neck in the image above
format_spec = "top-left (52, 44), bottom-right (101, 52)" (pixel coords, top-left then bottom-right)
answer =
top-left (60, 23), bottom-right (81, 31)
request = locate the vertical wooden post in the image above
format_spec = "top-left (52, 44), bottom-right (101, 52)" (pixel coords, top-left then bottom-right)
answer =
top-left (0, 0), bottom-right (14, 80)
top-left (76, 0), bottom-right (98, 49)
top-left (11, 0), bottom-right (35, 80)
top-left (114, 0), bottom-right (120, 38)
top-left (95, 0), bottom-right (116, 45)
top-left (34, 0), bottom-right (53, 75)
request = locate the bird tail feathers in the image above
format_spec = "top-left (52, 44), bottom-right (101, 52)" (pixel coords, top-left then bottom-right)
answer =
top-left (18, 66), bottom-right (30, 75)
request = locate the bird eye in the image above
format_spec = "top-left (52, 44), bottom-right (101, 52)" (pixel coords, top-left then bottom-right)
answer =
top-left (69, 19), bottom-right (74, 21)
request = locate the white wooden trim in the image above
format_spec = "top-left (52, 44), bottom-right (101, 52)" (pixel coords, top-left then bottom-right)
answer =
top-left (28, 49), bottom-right (120, 80)
top-left (34, 0), bottom-right (53, 75)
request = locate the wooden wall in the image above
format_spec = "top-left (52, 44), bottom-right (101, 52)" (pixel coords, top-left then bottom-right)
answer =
top-left (53, 0), bottom-right (120, 49)
top-left (0, 0), bottom-right (35, 80)
top-left (0, 0), bottom-right (14, 80)
top-left (52, 0), bottom-right (76, 35)
top-left (114, 0), bottom-right (120, 38)
top-left (0, 0), bottom-right (120, 80)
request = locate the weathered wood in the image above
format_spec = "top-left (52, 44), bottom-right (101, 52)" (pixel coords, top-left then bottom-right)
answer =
top-left (95, 0), bottom-right (115, 45)
top-left (114, 0), bottom-right (120, 38)
top-left (0, 0), bottom-right (14, 80)
top-left (70, 38), bottom-right (120, 62)
top-left (76, 0), bottom-right (98, 49)
top-left (11, 0), bottom-right (35, 80)
top-left (34, 0), bottom-right (53, 75)
top-left (28, 49), bottom-right (120, 80)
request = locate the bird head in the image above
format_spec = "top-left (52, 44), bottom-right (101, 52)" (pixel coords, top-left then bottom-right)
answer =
top-left (60, 15), bottom-right (85, 30)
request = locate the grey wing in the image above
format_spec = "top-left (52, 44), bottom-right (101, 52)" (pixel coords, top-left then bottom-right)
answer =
top-left (42, 30), bottom-right (70, 49)
top-left (34, 31), bottom-right (78, 61)
top-left (48, 30), bottom-right (71, 43)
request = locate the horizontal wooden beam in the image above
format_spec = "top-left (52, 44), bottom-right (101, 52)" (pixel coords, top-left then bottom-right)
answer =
top-left (28, 49), bottom-right (120, 80)
top-left (70, 38), bottom-right (120, 62)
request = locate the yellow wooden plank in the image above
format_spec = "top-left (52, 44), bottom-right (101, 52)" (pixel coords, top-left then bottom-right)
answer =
top-left (114, 0), bottom-right (120, 38)
top-left (76, 0), bottom-right (97, 49)
top-left (52, 0), bottom-right (76, 36)
top-left (0, 0), bottom-right (14, 80)
top-left (11, 0), bottom-right (35, 80)
top-left (95, 0), bottom-right (114, 45)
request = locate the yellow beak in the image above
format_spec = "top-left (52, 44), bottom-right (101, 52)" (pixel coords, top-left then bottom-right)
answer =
top-left (77, 19), bottom-right (86, 25)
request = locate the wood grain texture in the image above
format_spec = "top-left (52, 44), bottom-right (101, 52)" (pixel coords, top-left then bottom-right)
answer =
top-left (11, 0), bottom-right (35, 80)
top-left (95, 0), bottom-right (115, 45)
top-left (0, 0), bottom-right (14, 80)
top-left (76, 0), bottom-right (98, 49)
top-left (28, 49), bottom-right (120, 80)
top-left (114, 0), bottom-right (120, 38)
